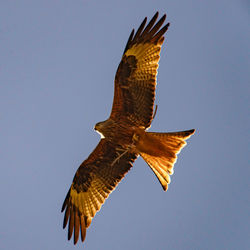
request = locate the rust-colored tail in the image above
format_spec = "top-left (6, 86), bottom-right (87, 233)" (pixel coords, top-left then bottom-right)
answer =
top-left (138, 129), bottom-right (195, 191)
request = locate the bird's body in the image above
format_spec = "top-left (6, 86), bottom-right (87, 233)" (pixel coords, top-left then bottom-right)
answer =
top-left (62, 12), bottom-right (195, 244)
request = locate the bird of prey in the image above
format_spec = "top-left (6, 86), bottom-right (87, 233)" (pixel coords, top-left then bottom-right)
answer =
top-left (62, 12), bottom-right (195, 244)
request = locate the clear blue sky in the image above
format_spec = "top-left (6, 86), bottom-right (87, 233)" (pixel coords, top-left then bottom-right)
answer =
top-left (0, 1), bottom-right (249, 249)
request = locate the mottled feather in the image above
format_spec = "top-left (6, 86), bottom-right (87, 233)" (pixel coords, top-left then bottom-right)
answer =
top-left (110, 11), bottom-right (170, 128)
top-left (62, 139), bottom-right (137, 244)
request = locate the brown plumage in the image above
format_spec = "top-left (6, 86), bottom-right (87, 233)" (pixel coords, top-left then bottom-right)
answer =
top-left (62, 12), bottom-right (195, 244)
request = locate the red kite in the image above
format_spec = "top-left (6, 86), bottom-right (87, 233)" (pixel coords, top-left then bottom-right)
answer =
top-left (62, 12), bottom-right (195, 244)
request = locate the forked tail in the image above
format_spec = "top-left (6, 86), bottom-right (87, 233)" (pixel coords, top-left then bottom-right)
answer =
top-left (137, 129), bottom-right (195, 191)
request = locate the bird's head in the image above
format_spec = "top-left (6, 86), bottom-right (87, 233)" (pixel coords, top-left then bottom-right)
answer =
top-left (94, 119), bottom-right (115, 139)
top-left (94, 121), bottom-right (105, 138)
top-left (94, 122), bottom-right (100, 131)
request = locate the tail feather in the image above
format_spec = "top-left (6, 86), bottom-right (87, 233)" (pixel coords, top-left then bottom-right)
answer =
top-left (139, 129), bottom-right (195, 191)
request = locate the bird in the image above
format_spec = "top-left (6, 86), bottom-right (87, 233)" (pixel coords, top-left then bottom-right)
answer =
top-left (61, 12), bottom-right (195, 245)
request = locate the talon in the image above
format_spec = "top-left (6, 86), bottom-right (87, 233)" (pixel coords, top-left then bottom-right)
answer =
top-left (111, 148), bottom-right (129, 166)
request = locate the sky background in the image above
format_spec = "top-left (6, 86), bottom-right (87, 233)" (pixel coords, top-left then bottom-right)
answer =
top-left (0, 1), bottom-right (249, 250)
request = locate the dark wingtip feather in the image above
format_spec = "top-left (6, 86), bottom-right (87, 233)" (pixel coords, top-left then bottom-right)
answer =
top-left (140, 12), bottom-right (159, 37)
top-left (61, 189), bottom-right (70, 212)
top-left (74, 210), bottom-right (80, 244)
top-left (184, 129), bottom-right (196, 136)
top-left (146, 14), bottom-right (167, 39)
top-left (68, 208), bottom-right (74, 241)
top-left (189, 129), bottom-right (196, 135)
top-left (123, 29), bottom-right (135, 54)
top-left (133, 17), bottom-right (147, 42)
top-left (80, 215), bottom-right (87, 242)
top-left (63, 205), bottom-right (70, 229)
top-left (123, 12), bottom-right (169, 54)
top-left (61, 201), bottom-right (67, 213)
top-left (152, 11), bottom-right (159, 21)
top-left (152, 22), bottom-right (170, 43)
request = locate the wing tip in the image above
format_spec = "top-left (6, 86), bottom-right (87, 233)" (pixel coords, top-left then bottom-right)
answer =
top-left (187, 129), bottom-right (196, 137)
top-left (61, 188), bottom-right (71, 212)
top-left (64, 206), bottom-right (87, 245)
top-left (163, 184), bottom-right (168, 191)
top-left (124, 12), bottom-right (169, 54)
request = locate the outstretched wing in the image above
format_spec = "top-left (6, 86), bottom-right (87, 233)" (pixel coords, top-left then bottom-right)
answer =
top-left (110, 12), bottom-right (170, 129)
top-left (61, 139), bottom-right (137, 244)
